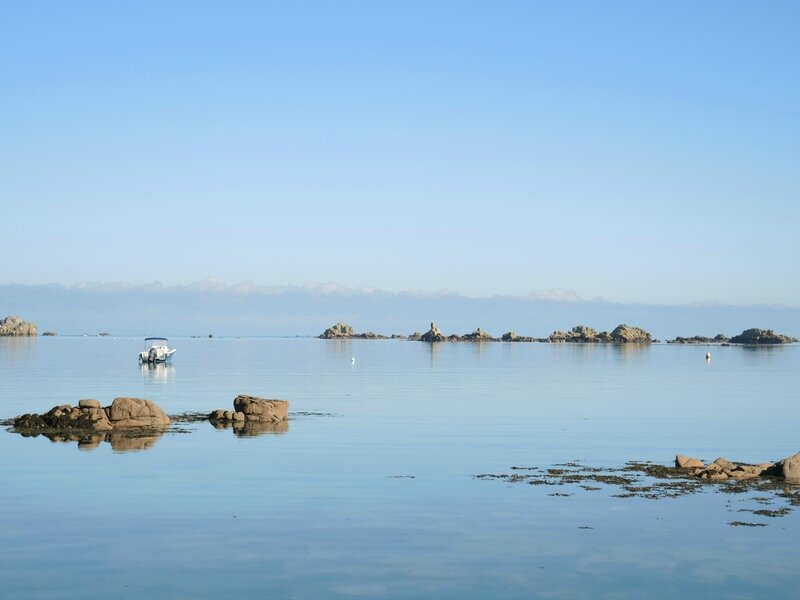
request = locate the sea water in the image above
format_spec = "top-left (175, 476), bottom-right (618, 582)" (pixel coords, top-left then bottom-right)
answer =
top-left (1, 337), bottom-right (798, 598)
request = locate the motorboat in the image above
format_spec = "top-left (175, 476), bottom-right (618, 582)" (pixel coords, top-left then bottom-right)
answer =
top-left (138, 337), bottom-right (176, 363)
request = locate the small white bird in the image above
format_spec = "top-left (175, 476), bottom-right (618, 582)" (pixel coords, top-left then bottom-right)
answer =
top-left (351, 357), bottom-right (356, 365)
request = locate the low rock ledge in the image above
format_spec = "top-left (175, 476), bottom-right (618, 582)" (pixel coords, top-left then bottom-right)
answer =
top-left (675, 452), bottom-right (800, 481)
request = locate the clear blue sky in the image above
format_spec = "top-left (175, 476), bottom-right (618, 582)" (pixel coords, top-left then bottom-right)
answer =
top-left (2, 1), bottom-right (798, 305)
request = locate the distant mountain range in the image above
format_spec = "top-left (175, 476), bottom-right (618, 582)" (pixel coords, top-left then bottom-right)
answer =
top-left (1, 282), bottom-right (798, 340)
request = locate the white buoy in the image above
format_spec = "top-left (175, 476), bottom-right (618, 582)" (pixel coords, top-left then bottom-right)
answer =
top-left (706, 352), bottom-right (711, 360)
top-left (351, 357), bottom-right (356, 365)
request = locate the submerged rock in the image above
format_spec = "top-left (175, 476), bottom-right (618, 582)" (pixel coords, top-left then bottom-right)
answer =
top-left (0, 315), bottom-right (38, 336)
top-left (729, 328), bottom-right (797, 345)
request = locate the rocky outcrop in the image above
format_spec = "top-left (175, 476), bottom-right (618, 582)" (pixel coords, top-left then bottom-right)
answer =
top-left (668, 334), bottom-right (729, 344)
top-left (729, 328), bottom-right (797, 345)
top-left (547, 324), bottom-right (652, 343)
top-left (320, 322), bottom-right (355, 338)
top-left (106, 398), bottom-right (170, 428)
top-left (549, 325), bottom-right (601, 343)
top-left (502, 331), bottom-right (535, 342)
top-left (419, 322), bottom-right (447, 342)
top-left (319, 322), bottom-right (387, 339)
top-left (0, 315), bottom-right (38, 336)
top-left (461, 328), bottom-right (498, 342)
top-left (776, 452), bottom-right (800, 481)
top-left (609, 324), bottom-right (652, 343)
top-left (673, 453), bottom-right (800, 481)
top-left (209, 395), bottom-right (289, 426)
top-left (12, 398), bottom-right (170, 436)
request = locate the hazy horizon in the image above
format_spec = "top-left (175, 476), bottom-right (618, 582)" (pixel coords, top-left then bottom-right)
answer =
top-left (3, 280), bottom-right (798, 340)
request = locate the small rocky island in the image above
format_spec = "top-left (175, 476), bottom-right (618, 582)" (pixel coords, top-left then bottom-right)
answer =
top-left (0, 315), bottom-right (38, 336)
top-left (319, 322), bottom-right (387, 339)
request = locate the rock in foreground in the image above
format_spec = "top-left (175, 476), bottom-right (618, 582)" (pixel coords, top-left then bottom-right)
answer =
top-left (12, 398), bottom-right (170, 434)
top-left (209, 395), bottom-right (289, 425)
top-left (0, 315), bottom-right (38, 336)
top-left (729, 328), bottom-right (797, 345)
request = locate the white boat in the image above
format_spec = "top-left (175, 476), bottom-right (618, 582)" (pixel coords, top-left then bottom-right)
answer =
top-left (138, 337), bottom-right (176, 363)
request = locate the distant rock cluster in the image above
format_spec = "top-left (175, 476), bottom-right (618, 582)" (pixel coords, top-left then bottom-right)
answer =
top-left (322, 321), bottom-right (655, 343)
top-left (319, 322), bottom-right (796, 345)
top-left (548, 324), bottom-right (652, 343)
top-left (319, 322), bottom-right (387, 339)
top-left (676, 452), bottom-right (800, 481)
top-left (0, 315), bottom-right (37, 336)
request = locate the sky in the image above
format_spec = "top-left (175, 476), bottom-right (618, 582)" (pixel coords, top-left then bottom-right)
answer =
top-left (1, 1), bottom-right (798, 305)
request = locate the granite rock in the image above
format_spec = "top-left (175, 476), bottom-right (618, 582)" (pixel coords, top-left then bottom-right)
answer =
top-left (0, 315), bottom-right (38, 336)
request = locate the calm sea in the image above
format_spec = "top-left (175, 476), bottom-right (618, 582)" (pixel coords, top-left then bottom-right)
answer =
top-left (1, 337), bottom-right (798, 599)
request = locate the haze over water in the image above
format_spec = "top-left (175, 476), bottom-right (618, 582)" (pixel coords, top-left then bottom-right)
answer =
top-left (1, 336), bottom-right (798, 598)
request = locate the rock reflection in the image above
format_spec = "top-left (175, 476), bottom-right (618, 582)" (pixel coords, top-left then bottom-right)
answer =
top-left (19, 429), bottom-right (165, 452)
top-left (211, 419), bottom-right (289, 437)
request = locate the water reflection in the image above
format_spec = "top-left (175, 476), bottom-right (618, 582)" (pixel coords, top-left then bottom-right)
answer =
top-left (139, 362), bottom-right (174, 383)
top-left (18, 429), bottom-right (165, 452)
top-left (211, 419), bottom-right (289, 437)
top-left (0, 337), bottom-right (37, 363)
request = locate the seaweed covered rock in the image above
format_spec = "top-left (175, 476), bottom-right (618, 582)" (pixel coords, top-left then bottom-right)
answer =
top-left (729, 328), bottom-right (797, 345)
top-left (0, 315), bottom-right (38, 336)
top-left (14, 402), bottom-right (113, 432)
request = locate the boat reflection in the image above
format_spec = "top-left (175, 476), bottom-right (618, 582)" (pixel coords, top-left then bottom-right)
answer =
top-left (139, 362), bottom-right (174, 383)
top-left (210, 419), bottom-right (289, 437)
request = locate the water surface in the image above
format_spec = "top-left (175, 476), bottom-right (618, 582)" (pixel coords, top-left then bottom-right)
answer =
top-left (1, 337), bottom-right (798, 598)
